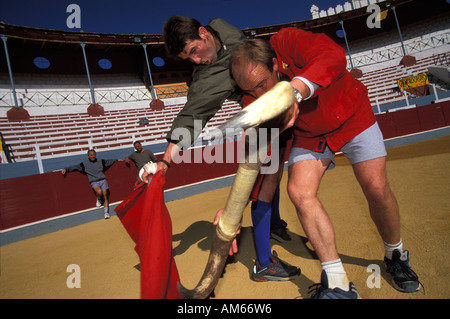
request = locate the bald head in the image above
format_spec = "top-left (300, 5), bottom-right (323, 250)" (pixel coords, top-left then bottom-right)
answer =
top-left (230, 39), bottom-right (280, 99)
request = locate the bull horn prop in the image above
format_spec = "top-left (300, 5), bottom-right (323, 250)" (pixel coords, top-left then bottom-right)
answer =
top-left (203, 81), bottom-right (297, 141)
top-left (177, 81), bottom-right (296, 299)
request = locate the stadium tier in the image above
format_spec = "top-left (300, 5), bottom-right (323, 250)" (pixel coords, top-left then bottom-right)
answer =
top-left (361, 51), bottom-right (450, 107)
top-left (0, 49), bottom-right (448, 162)
top-left (0, 99), bottom-right (241, 161)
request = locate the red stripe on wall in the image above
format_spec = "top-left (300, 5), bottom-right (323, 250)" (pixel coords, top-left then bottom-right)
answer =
top-left (1, 102), bottom-right (449, 231)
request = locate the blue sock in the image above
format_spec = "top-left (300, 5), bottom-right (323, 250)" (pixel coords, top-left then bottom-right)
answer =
top-left (270, 186), bottom-right (283, 230)
top-left (251, 200), bottom-right (272, 267)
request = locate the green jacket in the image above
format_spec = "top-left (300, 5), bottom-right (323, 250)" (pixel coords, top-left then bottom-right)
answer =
top-left (166, 18), bottom-right (246, 148)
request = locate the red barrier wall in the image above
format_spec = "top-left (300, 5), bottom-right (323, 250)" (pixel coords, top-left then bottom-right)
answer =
top-left (375, 101), bottom-right (450, 139)
top-left (0, 141), bottom-right (241, 230)
top-left (1, 101), bottom-right (449, 231)
top-left (418, 104), bottom-right (446, 131)
top-left (0, 162), bottom-right (136, 230)
top-left (375, 112), bottom-right (397, 139)
top-left (441, 100), bottom-right (450, 124)
top-left (391, 107), bottom-right (422, 136)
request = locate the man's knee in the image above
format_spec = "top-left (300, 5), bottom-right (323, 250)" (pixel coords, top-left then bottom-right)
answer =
top-left (287, 179), bottom-right (317, 209)
top-left (362, 178), bottom-right (393, 203)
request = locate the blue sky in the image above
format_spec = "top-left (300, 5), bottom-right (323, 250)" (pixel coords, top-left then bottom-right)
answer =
top-left (0, 0), bottom-right (345, 35)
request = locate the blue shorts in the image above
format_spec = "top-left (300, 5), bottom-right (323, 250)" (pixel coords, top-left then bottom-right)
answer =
top-left (288, 122), bottom-right (387, 170)
top-left (90, 179), bottom-right (109, 190)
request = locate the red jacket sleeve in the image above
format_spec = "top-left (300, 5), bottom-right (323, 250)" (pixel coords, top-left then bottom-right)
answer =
top-left (270, 27), bottom-right (347, 91)
top-left (240, 94), bottom-right (255, 108)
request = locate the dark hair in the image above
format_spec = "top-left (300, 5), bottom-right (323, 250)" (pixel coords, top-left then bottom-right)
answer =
top-left (163, 16), bottom-right (202, 56)
top-left (87, 149), bottom-right (96, 155)
top-left (229, 38), bottom-right (277, 79)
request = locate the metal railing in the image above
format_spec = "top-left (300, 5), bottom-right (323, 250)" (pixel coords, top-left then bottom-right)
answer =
top-left (347, 31), bottom-right (449, 69)
top-left (1, 32), bottom-right (447, 107)
top-left (0, 86), bottom-right (151, 107)
top-left (154, 83), bottom-right (189, 99)
top-left (0, 83), bottom-right (190, 107)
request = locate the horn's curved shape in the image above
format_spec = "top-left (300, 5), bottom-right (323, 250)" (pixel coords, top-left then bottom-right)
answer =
top-left (177, 81), bottom-right (295, 299)
top-left (203, 81), bottom-right (296, 140)
top-left (177, 151), bottom-right (263, 299)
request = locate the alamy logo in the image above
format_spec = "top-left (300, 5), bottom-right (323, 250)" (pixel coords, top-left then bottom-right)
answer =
top-left (66, 264), bottom-right (81, 288)
top-left (66, 4), bottom-right (81, 29)
top-left (366, 4), bottom-right (388, 29)
top-left (170, 120), bottom-right (281, 175)
top-left (366, 264), bottom-right (381, 289)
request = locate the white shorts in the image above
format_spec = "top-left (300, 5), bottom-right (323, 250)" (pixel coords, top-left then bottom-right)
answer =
top-left (288, 122), bottom-right (387, 170)
top-left (90, 179), bottom-right (109, 190)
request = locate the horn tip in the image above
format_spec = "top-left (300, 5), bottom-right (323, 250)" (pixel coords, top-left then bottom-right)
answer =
top-left (177, 282), bottom-right (215, 299)
top-left (177, 282), bottom-right (196, 299)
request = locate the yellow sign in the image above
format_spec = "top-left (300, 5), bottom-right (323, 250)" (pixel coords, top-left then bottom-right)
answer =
top-left (398, 73), bottom-right (429, 91)
top-left (377, 9), bottom-right (389, 21)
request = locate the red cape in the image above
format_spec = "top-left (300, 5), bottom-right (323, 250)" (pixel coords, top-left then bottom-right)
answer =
top-left (115, 172), bottom-right (181, 299)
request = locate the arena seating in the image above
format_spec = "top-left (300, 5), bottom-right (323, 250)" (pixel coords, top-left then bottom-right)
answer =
top-left (0, 18), bottom-right (448, 164)
top-left (360, 52), bottom-right (450, 107)
top-left (0, 99), bottom-right (241, 162)
top-left (1, 51), bottom-right (447, 163)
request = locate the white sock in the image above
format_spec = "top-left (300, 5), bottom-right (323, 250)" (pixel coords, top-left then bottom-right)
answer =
top-left (384, 239), bottom-right (403, 260)
top-left (321, 259), bottom-right (350, 291)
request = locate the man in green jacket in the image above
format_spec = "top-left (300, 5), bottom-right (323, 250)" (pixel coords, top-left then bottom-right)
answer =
top-left (155, 16), bottom-right (246, 172)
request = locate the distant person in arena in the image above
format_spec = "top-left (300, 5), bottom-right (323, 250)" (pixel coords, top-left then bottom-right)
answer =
top-left (229, 32), bottom-right (422, 298)
top-left (124, 141), bottom-right (157, 177)
top-left (62, 149), bottom-right (122, 219)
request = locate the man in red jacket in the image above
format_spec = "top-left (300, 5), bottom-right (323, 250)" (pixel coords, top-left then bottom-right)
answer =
top-left (229, 29), bottom-right (421, 298)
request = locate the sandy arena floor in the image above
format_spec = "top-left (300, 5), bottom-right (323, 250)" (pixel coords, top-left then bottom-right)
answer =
top-left (1, 136), bottom-right (449, 299)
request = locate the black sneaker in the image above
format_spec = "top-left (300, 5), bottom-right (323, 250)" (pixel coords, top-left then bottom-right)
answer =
top-left (270, 227), bottom-right (292, 242)
top-left (270, 219), bottom-right (291, 242)
top-left (309, 270), bottom-right (360, 299)
top-left (251, 251), bottom-right (301, 282)
top-left (384, 250), bottom-right (422, 293)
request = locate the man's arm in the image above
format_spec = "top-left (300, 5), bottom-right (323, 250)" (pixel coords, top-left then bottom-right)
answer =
top-left (147, 149), bottom-right (158, 163)
top-left (156, 142), bottom-right (179, 172)
top-left (61, 163), bottom-right (83, 175)
top-left (271, 27), bottom-right (347, 91)
top-left (104, 158), bottom-right (123, 170)
top-left (165, 85), bottom-right (231, 149)
top-left (160, 70), bottom-right (238, 172)
top-left (124, 151), bottom-right (135, 165)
